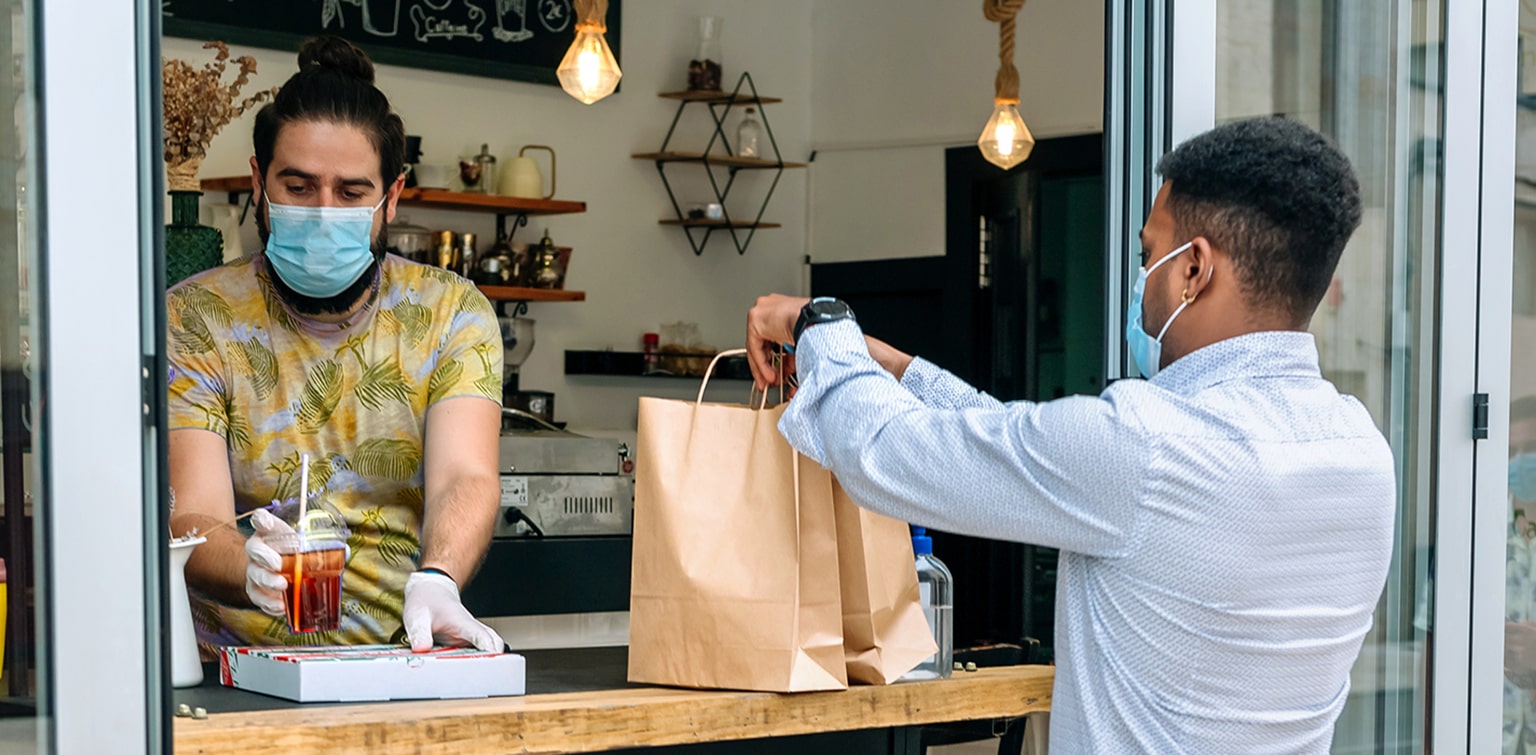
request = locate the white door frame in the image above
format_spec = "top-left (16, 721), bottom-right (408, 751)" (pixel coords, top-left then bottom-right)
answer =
top-left (1457, 0), bottom-right (1519, 751)
top-left (38, 0), bottom-right (162, 750)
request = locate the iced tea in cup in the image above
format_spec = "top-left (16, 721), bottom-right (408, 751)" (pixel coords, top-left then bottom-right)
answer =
top-left (266, 499), bottom-right (350, 633)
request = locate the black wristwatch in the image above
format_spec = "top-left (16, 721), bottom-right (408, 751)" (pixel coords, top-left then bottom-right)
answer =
top-left (793, 297), bottom-right (856, 344)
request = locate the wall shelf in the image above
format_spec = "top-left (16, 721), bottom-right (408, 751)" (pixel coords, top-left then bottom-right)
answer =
top-left (635, 72), bottom-right (805, 256)
top-left (197, 178), bottom-right (587, 246)
top-left (478, 286), bottom-right (585, 303)
top-left (565, 349), bottom-right (753, 381)
top-left (195, 177), bottom-right (590, 316)
top-left (631, 151), bottom-right (807, 170)
top-left (659, 219), bottom-right (782, 229)
top-left (658, 91), bottom-right (783, 104)
top-left (396, 188), bottom-right (587, 216)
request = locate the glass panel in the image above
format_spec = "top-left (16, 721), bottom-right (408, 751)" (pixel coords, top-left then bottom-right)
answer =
top-left (1505, 3), bottom-right (1536, 754)
top-left (0, 0), bottom-right (45, 748)
top-left (1216, 0), bottom-right (1442, 752)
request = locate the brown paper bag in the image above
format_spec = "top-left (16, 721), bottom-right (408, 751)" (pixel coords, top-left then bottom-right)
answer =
top-left (834, 479), bottom-right (940, 684)
top-left (628, 371), bottom-right (848, 692)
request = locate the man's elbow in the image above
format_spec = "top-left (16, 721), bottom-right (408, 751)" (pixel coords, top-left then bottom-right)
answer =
top-left (457, 470), bottom-right (502, 511)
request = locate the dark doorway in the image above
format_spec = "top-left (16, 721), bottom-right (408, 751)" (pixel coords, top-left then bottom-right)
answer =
top-left (810, 133), bottom-right (1105, 658)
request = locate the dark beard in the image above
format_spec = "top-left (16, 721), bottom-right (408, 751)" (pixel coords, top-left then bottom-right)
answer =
top-left (258, 211), bottom-right (390, 317)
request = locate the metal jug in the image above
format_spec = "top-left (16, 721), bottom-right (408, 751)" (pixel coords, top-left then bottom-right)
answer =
top-left (499, 145), bottom-right (556, 199)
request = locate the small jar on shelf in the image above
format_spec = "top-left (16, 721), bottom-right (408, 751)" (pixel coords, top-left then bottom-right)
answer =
top-left (642, 333), bottom-right (661, 375)
top-left (687, 16), bottom-right (723, 91)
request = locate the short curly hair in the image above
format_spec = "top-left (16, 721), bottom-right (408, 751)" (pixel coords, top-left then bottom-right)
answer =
top-left (1156, 117), bottom-right (1362, 323)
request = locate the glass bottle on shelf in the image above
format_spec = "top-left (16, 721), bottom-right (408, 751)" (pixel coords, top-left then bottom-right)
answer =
top-left (434, 230), bottom-right (458, 271)
top-left (688, 16), bottom-right (723, 91)
top-left (642, 332), bottom-right (661, 375)
top-left (736, 107), bottom-right (761, 159)
top-left (459, 232), bottom-right (479, 279)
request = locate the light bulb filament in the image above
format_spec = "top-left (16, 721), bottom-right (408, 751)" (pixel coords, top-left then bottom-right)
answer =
top-left (577, 45), bottom-right (602, 92)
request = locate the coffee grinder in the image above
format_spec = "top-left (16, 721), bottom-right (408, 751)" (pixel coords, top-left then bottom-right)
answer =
top-left (499, 315), bottom-right (556, 423)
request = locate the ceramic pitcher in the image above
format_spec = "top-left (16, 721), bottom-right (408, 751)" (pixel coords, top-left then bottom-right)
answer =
top-left (170, 536), bottom-right (207, 688)
top-left (499, 145), bottom-right (556, 199)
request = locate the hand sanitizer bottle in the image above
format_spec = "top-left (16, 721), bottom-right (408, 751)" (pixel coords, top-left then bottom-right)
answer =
top-left (904, 526), bottom-right (953, 680)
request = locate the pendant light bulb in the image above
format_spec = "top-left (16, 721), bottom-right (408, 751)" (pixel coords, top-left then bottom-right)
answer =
top-left (558, 25), bottom-right (622, 105)
top-left (977, 101), bottom-right (1034, 169)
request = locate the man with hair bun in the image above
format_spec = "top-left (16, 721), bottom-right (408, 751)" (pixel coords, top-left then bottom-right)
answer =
top-left (167, 36), bottom-right (507, 654)
top-left (745, 117), bottom-right (1396, 752)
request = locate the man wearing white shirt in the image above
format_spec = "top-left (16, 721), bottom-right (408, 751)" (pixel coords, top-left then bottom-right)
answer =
top-left (745, 117), bottom-right (1395, 753)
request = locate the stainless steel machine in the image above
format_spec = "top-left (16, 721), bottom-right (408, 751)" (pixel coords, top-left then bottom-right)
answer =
top-left (495, 408), bottom-right (633, 538)
top-left (456, 343), bottom-right (635, 620)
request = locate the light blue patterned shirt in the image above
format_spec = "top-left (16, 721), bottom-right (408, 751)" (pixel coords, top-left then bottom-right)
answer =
top-left (780, 321), bottom-right (1396, 754)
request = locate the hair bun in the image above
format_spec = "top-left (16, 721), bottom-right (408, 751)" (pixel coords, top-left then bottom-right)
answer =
top-left (297, 35), bottom-right (375, 84)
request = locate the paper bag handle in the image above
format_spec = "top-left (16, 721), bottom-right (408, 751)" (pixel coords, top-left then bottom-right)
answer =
top-left (697, 349), bottom-right (749, 403)
top-left (695, 348), bottom-right (785, 409)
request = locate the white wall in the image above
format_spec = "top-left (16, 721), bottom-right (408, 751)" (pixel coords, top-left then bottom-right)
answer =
top-left (165, 0), bottom-right (812, 431)
top-left (807, 0), bottom-right (1104, 263)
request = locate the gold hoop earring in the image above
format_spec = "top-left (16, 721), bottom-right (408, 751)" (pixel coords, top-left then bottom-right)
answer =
top-left (1182, 288), bottom-right (1196, 304)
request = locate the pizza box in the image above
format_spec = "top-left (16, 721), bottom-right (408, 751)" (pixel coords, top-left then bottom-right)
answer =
top-left (218, 645), bottom-right (526, 703)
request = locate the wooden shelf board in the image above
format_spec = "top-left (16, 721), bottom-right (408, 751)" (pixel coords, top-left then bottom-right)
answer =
top-left (658, 91), bottom-right (782, 104)
top-left (199, 176), bottom-right (253, 193)
top-left (565, 349), bottom-right (753, 380)
top-left (632, 151), bottom-right (807, 170)
top-left (659, 219), bottom-right (782, 229)
top-left (192, 179), bottom-right (587, 216)
top-left (399, 188), bottom-right (586, 215)
top-left (476, 286), bottom-right (585, 302)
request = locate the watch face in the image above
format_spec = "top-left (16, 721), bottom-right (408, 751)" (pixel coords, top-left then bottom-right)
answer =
top-left (808, 299), bottom-right (851, 319)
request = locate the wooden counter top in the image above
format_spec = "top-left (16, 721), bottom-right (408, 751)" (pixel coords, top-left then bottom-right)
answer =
top-left (172, 663), bottom-right (1053, 754)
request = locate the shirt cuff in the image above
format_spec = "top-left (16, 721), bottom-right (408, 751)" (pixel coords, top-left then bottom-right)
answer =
top-left (778, 319), bottom-right (870, 465)
top-left (899, 356), bottom-right (1002, 411)
top-left (899, 357), bottom-right (947, 401)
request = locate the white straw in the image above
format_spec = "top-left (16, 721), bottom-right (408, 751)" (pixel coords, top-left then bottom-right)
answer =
top-left (298, 453), bottom-right (310, 535)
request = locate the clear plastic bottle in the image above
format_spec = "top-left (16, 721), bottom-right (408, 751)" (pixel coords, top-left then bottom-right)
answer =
top-left (736, 107), bottom-right (761, 159)
top-left (904, 526), bottom-right (953, 680)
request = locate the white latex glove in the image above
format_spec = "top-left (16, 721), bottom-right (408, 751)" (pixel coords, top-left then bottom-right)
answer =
top-left (244, 508), bottom-right (293, 617)
top-left (402, 570), bottom-right (505, 653)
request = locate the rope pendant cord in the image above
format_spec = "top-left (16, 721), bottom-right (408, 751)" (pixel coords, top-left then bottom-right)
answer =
top-left (984, 0), bottom-right (1026, 104)
top-left (574, 0), bottom-right (608, 33)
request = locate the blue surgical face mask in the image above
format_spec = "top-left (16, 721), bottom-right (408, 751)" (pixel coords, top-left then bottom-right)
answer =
top-left (1126, 241), bottom-right (1207, 378)
top-left (1511, 453), bottom-right (1536, 502)
top-left (263, 192), bottom-right (386, 298)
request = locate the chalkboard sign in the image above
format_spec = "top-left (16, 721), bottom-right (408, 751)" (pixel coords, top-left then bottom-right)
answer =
top-left (163, 0), bottom-right (622, 86)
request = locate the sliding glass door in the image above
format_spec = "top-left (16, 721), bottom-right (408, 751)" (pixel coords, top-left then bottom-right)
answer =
top-left (1108, 0), bottom-right (1520, 751)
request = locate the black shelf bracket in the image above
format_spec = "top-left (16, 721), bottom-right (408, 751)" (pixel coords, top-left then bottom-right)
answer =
top-left (649, 71), bottom-right (791, 256)
top-left (495, 300), bottom-right (530, 318)
top-left (495, 212), bottom-right (530, 249)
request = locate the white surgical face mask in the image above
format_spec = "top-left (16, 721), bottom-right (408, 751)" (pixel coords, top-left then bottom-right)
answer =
top-left (264, 192), bottom-right (386, 298)
top-left (1125, 241), bottom-right (1210, 378)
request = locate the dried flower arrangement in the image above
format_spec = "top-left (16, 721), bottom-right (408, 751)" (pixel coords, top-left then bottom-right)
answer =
top-left (162, 41), bottom-right (277, 192)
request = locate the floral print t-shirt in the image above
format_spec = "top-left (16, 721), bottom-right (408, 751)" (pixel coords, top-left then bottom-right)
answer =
top-left (166, 253), bottom-right (502, 652)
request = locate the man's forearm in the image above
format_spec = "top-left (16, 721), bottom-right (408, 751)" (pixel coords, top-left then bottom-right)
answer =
top-left (419, 472), bottom-right (500, 587)
top-left (172, 511), bottom-right (252, 606)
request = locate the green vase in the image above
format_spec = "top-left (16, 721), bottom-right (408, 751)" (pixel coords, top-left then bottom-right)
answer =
top-left (165, 190), bottom-right (224, 288)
